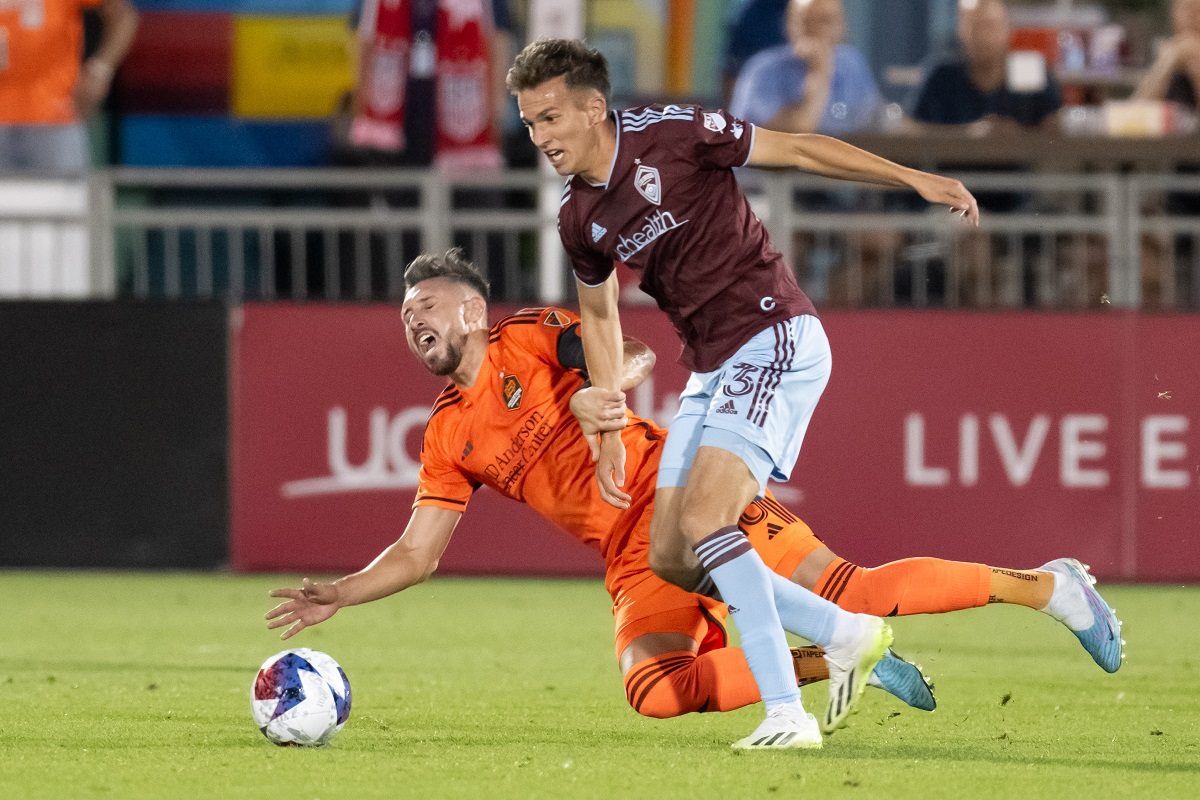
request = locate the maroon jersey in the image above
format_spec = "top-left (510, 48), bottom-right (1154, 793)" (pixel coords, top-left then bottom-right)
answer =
top-left (560, 104), bottom-right (816, 373)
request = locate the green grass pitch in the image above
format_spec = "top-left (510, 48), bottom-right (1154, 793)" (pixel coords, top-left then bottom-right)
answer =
top-left (2, 572), bottom-right (1197, 799)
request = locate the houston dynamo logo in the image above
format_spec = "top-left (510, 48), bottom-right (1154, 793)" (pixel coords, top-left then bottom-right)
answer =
top-left (635, 164), bottom-right (662, 205)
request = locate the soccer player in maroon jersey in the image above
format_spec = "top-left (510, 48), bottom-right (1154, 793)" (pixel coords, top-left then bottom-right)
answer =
top-left (506, 38), bottom-right (985, 749)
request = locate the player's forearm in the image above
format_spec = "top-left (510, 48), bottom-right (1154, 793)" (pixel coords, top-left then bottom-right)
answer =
top-left (786, 133), bottom-right (916, 188)
top-left (331, 507), bottom-right (459, 608)
top-left (332, 540), bottom-right (435, 608)
top-left (577, 277), bottom-right (624, 392)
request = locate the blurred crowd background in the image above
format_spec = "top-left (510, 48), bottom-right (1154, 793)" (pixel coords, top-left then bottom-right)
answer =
top-left (5, 0), bottom-right (1196, 169)
top-left (3, 1), bottom-right (1197, 578)
top-left (2, 0), bottom-right (1199, 310)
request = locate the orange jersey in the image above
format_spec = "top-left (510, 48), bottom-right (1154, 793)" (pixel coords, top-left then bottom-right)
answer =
top-left (415, 307), bottom-right (666, 566)
top-left (0, 0), bottom-right (99, 124)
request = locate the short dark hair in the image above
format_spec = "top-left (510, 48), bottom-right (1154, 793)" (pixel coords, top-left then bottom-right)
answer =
top-left (506, 38), bottom-right (611, 100)
top-left (404, 248), bottom-right (490, 300)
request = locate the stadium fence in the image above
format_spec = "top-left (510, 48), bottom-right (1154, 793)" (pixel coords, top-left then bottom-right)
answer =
top-left (1, 169), bottom-right (1198, 310)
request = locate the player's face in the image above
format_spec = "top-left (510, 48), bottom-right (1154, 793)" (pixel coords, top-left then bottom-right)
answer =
top-left (517, 76), bottom-right (607, 179)
top-left (402, 279), bottom-right (471, 376)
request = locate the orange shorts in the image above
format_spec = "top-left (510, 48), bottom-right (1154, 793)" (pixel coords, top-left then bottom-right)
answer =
top-left (609, 492), bottom-right (826, 659)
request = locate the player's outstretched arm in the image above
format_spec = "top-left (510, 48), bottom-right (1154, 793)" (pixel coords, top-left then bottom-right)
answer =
top-left (747, 128), bottom-right (980, 225)
top-left (265, 506), bottom-right (462, 640)
top-left (576, 273), bottom-right (631, 508)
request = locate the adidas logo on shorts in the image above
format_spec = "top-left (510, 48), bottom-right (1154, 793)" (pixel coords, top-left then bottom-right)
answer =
top-left (715, 400), bottom-right (737, 415)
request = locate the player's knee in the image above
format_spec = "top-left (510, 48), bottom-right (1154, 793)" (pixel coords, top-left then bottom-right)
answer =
top-left (648, 547), bottom-right (701, 590)
top-left (624, 658), bottom-right (698, 719)
top-left (647, 522), bottom-right (702, 589)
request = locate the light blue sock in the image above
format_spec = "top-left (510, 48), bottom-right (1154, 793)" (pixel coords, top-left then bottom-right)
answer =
top-left (768, 571), bottom-right (844, 647)
top-left (696, 527), bottom-right (799, 708)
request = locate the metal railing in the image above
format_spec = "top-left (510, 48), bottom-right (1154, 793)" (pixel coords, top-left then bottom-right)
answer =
top-left (3, 168), bottom-right (1199, 310)
top-left (98, 168), bottom-right (554, 303)
top-left (750, 172), bottom-right (1139, 309)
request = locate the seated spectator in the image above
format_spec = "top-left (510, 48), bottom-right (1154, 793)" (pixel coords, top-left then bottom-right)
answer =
top-left (1133, 0), bottom-right (1200, 109)
top-left (909, 0), bottom-right (1061, 135)
top-left (721, 0), bottom-right (790, 105)
top-left (729, 0), bottom-right (881, 136)
top-left (729, 0), bottom-right (889, 308)
top-left (1135, 0), bottom-right (1200, 309)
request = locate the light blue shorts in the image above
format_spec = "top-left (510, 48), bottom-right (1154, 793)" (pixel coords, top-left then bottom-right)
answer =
top-left (657, 315), bottom-right (832, 494)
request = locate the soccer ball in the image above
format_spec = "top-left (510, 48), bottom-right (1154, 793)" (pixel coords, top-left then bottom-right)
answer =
top-left (251, 648), bottom-right (352, 746)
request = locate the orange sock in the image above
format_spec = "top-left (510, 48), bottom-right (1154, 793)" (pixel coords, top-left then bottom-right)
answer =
top-left (814, 557), bottom-right (991, 616)
top-left (623, 647), bottom-right (832, 718)
top-left (624, 650), bottom-right (760, 718)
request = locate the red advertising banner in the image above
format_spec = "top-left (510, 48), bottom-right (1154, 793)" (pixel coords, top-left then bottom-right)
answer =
top-left (230, 305), bottom-right (1199, 580)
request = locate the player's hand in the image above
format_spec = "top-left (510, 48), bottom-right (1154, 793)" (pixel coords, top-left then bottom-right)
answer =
top-left (570, 387), bottom-right (628, 460)
top-left (909, 172), bottom-right (979, 227)
top-left (596, 430), bottom-right (631, 509)
top-left (266, 577), bottom-right (341, 640)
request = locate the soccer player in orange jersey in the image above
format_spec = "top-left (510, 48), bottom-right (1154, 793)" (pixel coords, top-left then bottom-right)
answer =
top-left (267, 250), bottom-right (1120, 733)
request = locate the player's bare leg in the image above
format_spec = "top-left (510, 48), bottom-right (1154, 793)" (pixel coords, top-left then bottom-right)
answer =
top-left (675, 445), bottom-right (821, 748)
top-left (676, 446), bottom-right (892, 743)
top-left (646, 486), bottom-right (706, 592)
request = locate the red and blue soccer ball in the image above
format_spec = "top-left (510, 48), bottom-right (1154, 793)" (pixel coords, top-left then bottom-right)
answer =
top-left (251, 648), bottom-right (352, 746)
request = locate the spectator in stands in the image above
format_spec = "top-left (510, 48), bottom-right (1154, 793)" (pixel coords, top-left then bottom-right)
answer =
top-left (347, 0), bottom-right (514, 169)
top-left (1135, 0), bottom-right (1200, 309)
top-left (0, 0), bottom-right (137, 175)
top-left (721, 0), bottom-right (789, 105)
top-left (729, 0), bottom-right (889, 308)
top-left (729, 0), bottom-right (882, 136)
top-left (1133, 0), bottom-right (1200, 109)
top-left (909, 0), bottom-right (1061, 135)
top-left (908, 0), bottom-right (1061, 307)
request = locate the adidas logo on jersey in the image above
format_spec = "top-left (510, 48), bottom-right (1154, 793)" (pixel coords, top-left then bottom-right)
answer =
top-left (591, 222), bottom-right (607, 242)
top-left (716, 400), bottom-right (738, 415)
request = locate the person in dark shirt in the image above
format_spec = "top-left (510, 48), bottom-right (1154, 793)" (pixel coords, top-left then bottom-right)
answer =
top-left (910, 0), bottom-right (1061, 134)
top-left (1134, 0), bottom-right (1200, 304)
top-left (507, 38), bottom-right (981, 751)
top-left (1134, 0), bottom-right (1200, 110)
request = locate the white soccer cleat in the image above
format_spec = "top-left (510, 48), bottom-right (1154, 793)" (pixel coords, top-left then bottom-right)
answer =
top-left (822, 614), bottom-right (894, 734)
top-left (1039, 558), bottom-right (1124, 672)
top-left (730, 705), bottom-right (822, 750)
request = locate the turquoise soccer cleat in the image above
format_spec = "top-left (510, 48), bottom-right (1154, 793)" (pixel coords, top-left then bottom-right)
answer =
top-left (1040, 558), bottom-right (1125, 673)
top-left (868, 649), bottom-right (936, 712)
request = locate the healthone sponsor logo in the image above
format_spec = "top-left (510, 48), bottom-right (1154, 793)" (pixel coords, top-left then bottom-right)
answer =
top-left (614, 209), bottom-right (689, 261)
